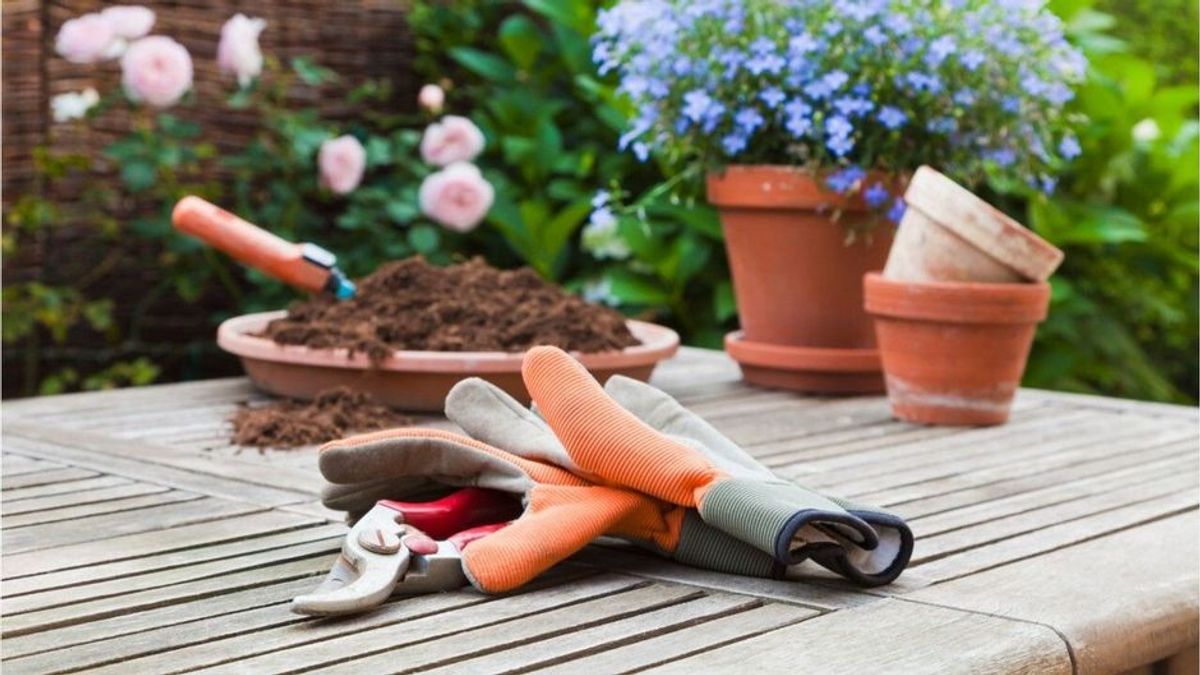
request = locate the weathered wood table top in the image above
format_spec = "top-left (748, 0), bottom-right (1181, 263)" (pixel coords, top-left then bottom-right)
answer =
top-left (2, 348), bottom-right (1197, 674)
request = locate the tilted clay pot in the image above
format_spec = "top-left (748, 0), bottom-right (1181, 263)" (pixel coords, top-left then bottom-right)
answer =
top-left (885, 166), bottom-right (1064, 283)
top-left (864, 273), bottom-right (1050, 426)
top-left (708, 165), bottom-right (896, 393)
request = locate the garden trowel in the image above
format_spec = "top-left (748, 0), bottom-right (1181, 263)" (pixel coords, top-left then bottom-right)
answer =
top-left (172, 196), bottom-right (356, 299)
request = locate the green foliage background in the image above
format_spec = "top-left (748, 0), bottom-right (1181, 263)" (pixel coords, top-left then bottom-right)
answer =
top-left (3, 0), bottom-right (1196, 404)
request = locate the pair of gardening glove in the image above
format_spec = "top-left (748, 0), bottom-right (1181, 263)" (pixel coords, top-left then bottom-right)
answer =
top-left (319, 346), bottom-right (913, 593)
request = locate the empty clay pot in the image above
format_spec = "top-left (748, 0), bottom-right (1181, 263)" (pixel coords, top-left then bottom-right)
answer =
top-left (708, 166), bottom-right (896, 393)
top-left (885, 166), bottom-right (1064, 283)
top-left (864, 273), bottom-right (1050, 426)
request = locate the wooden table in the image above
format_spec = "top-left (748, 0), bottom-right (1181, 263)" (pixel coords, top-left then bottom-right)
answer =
top-left (2, 348), bottom-right (1197, 674)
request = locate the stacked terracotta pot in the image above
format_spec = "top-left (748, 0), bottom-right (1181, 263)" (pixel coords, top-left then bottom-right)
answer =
top-left (864, 166), bottom-right (1064, 426)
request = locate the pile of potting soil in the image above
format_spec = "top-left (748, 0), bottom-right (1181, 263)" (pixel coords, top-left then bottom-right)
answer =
top-left (260, 257), bottom-right (640, 362)
top-left (230, 387), bottom-right (411, 449)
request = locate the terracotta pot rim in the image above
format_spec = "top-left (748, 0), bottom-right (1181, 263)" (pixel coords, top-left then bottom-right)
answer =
top-left (864, 273), bottom-right (1050, 324)
top-left (218, 310), bottom-right (680, 374)
top-left (903, 166), bottom-right (1063, 281)
top-left (724, 331), bottom-right (881, 373)
top-left (707, 164), bottom-right (905, 212)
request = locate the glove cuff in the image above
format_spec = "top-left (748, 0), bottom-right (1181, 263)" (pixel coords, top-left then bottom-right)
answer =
top-left (810, 500), bottom-right (914, 587)
top-left (697, 478), bottom-right (878, 565)
top-left (673, 511), bottom-right (783, 579)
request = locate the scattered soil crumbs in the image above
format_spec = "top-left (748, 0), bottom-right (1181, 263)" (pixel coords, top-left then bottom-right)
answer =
top-left (260, 257), bottom-right (640, 363)
top-left (230, 387), bottom-right (411, 449)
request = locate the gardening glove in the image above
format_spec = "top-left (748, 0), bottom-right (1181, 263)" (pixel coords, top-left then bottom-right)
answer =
top-left (444, 377), bottom-right (788, 580)
top-left (319, 427), bottom-right (706, 594)
top-left (521, 346), bottom-right (914, 586)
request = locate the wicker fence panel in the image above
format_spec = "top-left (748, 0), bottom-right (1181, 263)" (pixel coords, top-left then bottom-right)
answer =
top-left (2, 0), bottom-right (417, 397)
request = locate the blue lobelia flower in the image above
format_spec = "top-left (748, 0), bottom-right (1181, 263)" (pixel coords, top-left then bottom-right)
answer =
top-left (878, 106), bottom-right (907, 130)
top-left (783, 98), bottom-right (813, 137)
top-left (735, 107), bottom-right (765, 134)
top-left (825, 115), bottom-right (855, 157)
top-left (925, 36), bottom-right (957, 67)
top-left (722, 132), bottom-right (749, 156)
top-left (863, 25), bottom-right (887, 46)
top-left (926, 117), bottom-right (958, 134)
top-left (960, 49), bottom-right (986, 71)
top-left (834, 96), bottom-right (874, 118)
top-left (760, 87), bottom-right (787, 109)
top-left (887, 197), bottom-right (907, 223)
top-left (986, 147), bottom-right (1017, 167)
top-left (826, 165), bottom-right (866, 193)
top-left (1058, 135), bottom-right (1081, 159)
top-left (682, 90), bottom-right (711, 122)
top-left (864, 182), bottom-right (890, 208)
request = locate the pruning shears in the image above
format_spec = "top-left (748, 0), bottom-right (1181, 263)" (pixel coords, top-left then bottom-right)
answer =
top-left (292, 487), bottom-right (522, 616)
top-left (172, 195), bottom-right (356, 299)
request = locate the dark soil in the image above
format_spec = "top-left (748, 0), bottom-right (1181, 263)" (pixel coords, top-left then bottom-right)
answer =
top-left (230, 387), bottom-right (412, 449)
top-left (260, 257), bottom-right (640, 362)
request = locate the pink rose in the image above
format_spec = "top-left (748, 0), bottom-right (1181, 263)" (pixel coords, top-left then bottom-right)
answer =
top-left (419, 115), bottom-right (485, 167)
top-left (417, 84), bottom-right (445, 113)
top-left (101, 6), bottom-right (155, 40)
top-left (418, 162), bottom-right (494, 233)
top-left (217, 14), bottom-right (266, 88)
top-left (318, 135), bottom-right (366, 195)
top-left (120, 36), bottom-right (193, 108)
top-left (55, 13), bottom-right (117, 64)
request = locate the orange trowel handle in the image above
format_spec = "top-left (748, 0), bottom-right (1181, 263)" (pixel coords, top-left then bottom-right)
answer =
top-left (172, 196), bottom-right (332, 294)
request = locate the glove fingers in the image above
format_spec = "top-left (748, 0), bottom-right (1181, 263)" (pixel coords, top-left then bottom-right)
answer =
top-left (319, 427), bottom-right (586, 490)
top-left (445, 378), bottom-right (587, 475)
top-left (604, 375), bottom-right (775, 481)
top-left (522, 346), bottom-right (722, 506)
top-left (459, 484), bottom-right (650, 593)
top-left (320, 475), bottom-right (444, 516)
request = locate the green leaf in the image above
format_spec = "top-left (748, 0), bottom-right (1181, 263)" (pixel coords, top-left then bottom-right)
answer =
top-left (498, 15), bottom-right (542, 70)
top-left (536, 198), bottom-right (592, 277)
top-left (714, 280), bottom-right (737, 322)
top-left (365, 136), bottom-right (392, 167)
top-left (386, 199), bottom-right (419, 224)
top-left (522, 0), bottom-right (593, 36)
top-left (157, 114), bottom-right (201, 139)
top-left (292, 57), bottom-right (338, 86)
top-left (1057, 204), bottom-right (1148, 245)
top-left (449, 47), bottom-right (516, 82)
top-left (408, 224), bottom-right (440, 254)
top-left (120, 161), bottom-right (156, 192)
top-left (605, 269), bottom-right (671, 306)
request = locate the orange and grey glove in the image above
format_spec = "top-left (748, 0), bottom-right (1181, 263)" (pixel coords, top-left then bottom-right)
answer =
top-left (443, 378), bottom-right (788, 580)
top-left (319, 427), bottom-right (712, 594)
top-left (521, 346), bottom-right (913, 586)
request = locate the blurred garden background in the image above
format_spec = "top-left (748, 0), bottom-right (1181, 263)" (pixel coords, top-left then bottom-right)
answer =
top-left (3, 0), bottom-right (1197, 403)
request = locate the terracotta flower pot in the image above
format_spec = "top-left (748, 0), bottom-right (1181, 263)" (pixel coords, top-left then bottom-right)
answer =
top-left (708, 165), bottom-right (895, 393)
top-left (864, 273), bottom-right (1050, 426)
top-left (885, 166), bottom-right (1064, 283)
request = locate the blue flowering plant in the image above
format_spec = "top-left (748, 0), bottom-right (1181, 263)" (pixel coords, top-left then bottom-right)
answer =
top-left (592, 0), bottom-right (1087, 225)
